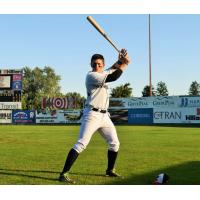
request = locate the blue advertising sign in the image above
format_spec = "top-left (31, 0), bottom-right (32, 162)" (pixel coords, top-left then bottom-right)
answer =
top-left (12, 81), bottom-right (22, 90)
top-left (12, 110), bottom-right (35, 123)
top-left (128, 108), bottom-right (153, 124)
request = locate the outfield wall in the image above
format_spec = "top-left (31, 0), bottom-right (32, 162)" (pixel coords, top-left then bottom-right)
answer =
top-left (0, 96), bottom-right (200, 125)
top-left (109, 96), bottom-right (200, 124)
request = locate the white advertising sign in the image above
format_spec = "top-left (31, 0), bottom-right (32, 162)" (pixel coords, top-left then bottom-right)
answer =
top-left (178, 96), bottom-right (200, 107)
top-left (110, 96), bottom-right (179, 109)
top-left (0, 110), bottom-right (12, 123)
top-left (181, 107), bottom-right (200, 124)
top-left (36, 109), bottom-right (82, 124)
top-left (153, 108), bottom-right (183, 123)
top-left (0, 102), bottom-right (22, 110)
top-left (154, 107), bottom-right (200, 124)
top-left (0, 75), bottom-right (11, 88)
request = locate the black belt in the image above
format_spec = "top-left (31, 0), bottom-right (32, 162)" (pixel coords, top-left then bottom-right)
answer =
top-left (92, 108), bottom-right (107, 113)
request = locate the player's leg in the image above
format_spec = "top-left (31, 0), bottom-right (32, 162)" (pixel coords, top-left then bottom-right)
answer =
top-left (98, 114), bottom-right (120, 177)
top-left (59, 111), bottom-right (100, 183)
top-left (59, 148), bottom-right (79, 183)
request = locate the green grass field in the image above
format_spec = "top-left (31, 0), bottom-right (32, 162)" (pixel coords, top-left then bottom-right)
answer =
top-left (0, 125), bottom-right (200, 185)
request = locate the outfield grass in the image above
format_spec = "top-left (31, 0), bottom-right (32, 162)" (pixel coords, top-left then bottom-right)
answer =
top-left (0, 125), bottom-right (200, 185)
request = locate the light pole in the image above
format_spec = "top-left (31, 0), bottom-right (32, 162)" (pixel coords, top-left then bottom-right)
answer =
top-left (149, 14), bottom-right (152, 96)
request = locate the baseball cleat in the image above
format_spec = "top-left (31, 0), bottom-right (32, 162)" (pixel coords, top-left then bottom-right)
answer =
top-left (59, 173), bottom-right (76, 184)
top-left (105, 169), bottom-right (121, 177)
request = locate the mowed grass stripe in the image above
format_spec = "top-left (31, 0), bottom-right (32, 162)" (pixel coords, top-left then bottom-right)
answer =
top-left (0, 125), bottom-right (200, 184)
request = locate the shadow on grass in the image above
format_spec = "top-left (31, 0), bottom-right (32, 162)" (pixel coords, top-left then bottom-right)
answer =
top-left (0, 168), bottom-right (59, 182)
top-left (1, 161), bottom-right (200, 184)
top-left (0, 168), bottom-right (59, 173)
top-left (106, 161), bottom-right (200, 185)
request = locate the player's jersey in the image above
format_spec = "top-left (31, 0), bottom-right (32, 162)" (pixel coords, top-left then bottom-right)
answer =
top-left (85, 68), bottom-right (116, 110)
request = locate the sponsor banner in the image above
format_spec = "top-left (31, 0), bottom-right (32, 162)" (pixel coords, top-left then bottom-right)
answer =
top-left (152, 96), bottom-right (179, 107)
top-left (0, 75), bottom-right (11, 89)
top-left (154, 107), bottom-right (200, 124)
top-left (12, 81), bottom-right (22, 90)
top-left (0, 69), bottom-right (22, 74)
top-left (0, 91), bottom-right (21, 102)
top-left (110, 98), bottom-right (150, 109)
top-left (109, 109), bottom-right (128, 124)
top-left (42, 97), bottom-right (77, 109)
top-left (36, 109), bottom-right (82, 124)
top-left (182, 107), bottom-right (200, 124)
top-left (62, 110), bottom-right (83, 123)
top-left (13, 74), bottom-right (22, 81)
top-left (153, 108), bottom-right (182, 123)
top-left (0, 102), bottom-right (22, 110)
top-left (12, 110), bottom-right (35, 123)
top-left (110, 96), bottom-right (179, 109)
top-left (128, 108), bottom-right (153, 124)
top-left (0, 110), bottom-right (12, 123)
top-left (179, 96), bottom-right (200, 107)
top-left (36, 110), bottom-right (58, 123)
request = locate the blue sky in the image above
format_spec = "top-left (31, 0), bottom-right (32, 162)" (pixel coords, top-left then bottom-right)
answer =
top-left (0, 14), bottom-right (200, 97)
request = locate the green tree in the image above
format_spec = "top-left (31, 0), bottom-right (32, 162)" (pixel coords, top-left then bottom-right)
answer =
top-left (188, 81), bottom-right (200, 95)
top-left (156, 81), bottom-right (169, 96)
top-left (22, 66), bottom-right (61, 109)
top-left (110, 83), bottom-right (133, 98)
top-left (142, 85), bottom-right (156, 97)
top-left (65, 92), bottom-right (86, 109)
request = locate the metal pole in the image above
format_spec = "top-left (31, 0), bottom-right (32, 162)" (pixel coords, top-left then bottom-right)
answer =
top-left (149, 14), bottom-right (152, 96)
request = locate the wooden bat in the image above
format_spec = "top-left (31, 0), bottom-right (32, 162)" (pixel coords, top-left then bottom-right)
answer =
top-left (87, 16), bottom-right (121, 53)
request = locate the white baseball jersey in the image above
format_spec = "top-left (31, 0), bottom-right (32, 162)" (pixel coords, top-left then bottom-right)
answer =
top-left (85, 68), bottom-right (116, 110)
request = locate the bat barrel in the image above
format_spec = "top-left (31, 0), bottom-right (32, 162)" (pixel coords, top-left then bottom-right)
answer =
top-left (87, 16), bottom-right (121, 54)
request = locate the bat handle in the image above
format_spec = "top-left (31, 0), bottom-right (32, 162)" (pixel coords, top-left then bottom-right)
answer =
top-left (104, 34), bottom-right (121, 53)
top-left (113, 45), bottom-right (121, 54)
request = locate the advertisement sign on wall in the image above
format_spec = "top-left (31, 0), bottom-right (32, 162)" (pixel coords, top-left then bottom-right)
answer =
top-left (12, 81), bottom-right (22, 90)
top-left (128, 108), bottom-right (153, 124)
top-left (12, 110), bottom-right (35, 123)
top-left (36, 109), bottom-right (82, 124)
top-left (0, 110), bottom-right (12, 123)
top-left (179, 96), bottom-right (200, 107)
top-left (41, 97), bottom-right (77, 109)
top-left (109, 109), bottom-right (128, 124)
top-left (0, 102), bottom-right (22, 110)
top-left (153, 108), bottom-right (182, 123)
top-left (182, 107), bottom-right (200, 124)
top-left (0, 75), bottom-right (11, 89)
top-left (153, 107), bottom-right (200, 124)
top-left (36, 110), bottom-right (58, 123)
top-left (110, 96), bottom-right (179, 109)
top-left (13, 74), bottom-right (22, 81)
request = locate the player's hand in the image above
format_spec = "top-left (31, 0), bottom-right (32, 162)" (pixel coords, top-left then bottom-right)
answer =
top-left (118, 49), bottom-right (131, 65)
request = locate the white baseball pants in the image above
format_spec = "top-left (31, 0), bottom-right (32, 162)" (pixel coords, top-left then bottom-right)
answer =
top-left (73, 108), bottom-right (120, 153)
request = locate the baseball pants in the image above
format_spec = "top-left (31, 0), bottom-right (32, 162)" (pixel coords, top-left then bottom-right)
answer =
top-left (73, 108), bottom-right (120, 153)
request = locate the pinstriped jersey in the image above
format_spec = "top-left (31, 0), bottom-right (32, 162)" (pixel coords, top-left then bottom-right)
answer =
top-left (85, 68), bottom-right (116, 110)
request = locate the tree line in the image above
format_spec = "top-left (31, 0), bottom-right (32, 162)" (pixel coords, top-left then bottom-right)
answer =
top-left (22, 66), bottom-right (200, 109)
top-left (111, 81), bottom-right (200, 98)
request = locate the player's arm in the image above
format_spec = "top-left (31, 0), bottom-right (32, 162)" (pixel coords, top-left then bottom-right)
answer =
top-left (105, 49), bottom-right (131, 83)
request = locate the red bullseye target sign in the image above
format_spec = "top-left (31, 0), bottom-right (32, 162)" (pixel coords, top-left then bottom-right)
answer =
top-left (42, 97), bottom-right (76, 109)
top-left (53, 98), bottom-right (67, 109)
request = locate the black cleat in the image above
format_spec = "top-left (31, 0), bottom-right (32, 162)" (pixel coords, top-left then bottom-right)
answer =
top-left (59, 173), bottom-right (76, 184)
top-left (106, 169), bottom-right (121, 177)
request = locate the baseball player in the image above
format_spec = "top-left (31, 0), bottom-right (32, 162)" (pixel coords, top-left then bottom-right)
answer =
top-left (59, 49), bottom-right (130, 183)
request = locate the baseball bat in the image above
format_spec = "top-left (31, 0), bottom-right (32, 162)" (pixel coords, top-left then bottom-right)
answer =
top-left (87, 16), bottom-right (121, 53)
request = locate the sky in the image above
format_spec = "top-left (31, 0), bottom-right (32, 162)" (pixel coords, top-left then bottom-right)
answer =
top-left (1, 1), bottom-right (200, 200)
top-left (0, 14), bottom-right (200, 98)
